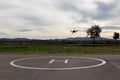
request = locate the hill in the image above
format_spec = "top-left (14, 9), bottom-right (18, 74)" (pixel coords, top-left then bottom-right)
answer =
top-left (65, 37), bottom-right (111, 41)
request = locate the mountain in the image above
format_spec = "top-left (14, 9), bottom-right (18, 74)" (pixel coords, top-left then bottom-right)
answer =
top-left (0, 37), bottom-right (111, 41)
top-left (0, 38), bottom-right (30, 41)
top-left (65, 37), bottom-right (111, 41)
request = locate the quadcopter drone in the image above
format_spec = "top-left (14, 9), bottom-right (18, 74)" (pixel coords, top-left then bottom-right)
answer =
top-left (71, 28), bottom-right (79, 34)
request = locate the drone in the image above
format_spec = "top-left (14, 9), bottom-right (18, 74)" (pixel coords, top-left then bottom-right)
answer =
top-left (71, 28), bottom-right (79, 34)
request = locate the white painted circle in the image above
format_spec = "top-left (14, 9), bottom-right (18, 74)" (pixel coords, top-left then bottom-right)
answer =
top-left (10, 56), bottom-right (106, 70)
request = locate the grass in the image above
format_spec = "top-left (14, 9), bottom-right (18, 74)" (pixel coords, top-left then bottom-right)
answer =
top-left (0, 44), bottom-right (120, 55)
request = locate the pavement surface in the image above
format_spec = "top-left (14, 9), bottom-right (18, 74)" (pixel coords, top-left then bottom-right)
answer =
top-left (0, 54), bottom-right (120, 80)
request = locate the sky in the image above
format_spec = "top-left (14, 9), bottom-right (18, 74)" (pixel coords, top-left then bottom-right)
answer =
top-left (0, 0), bottom-right (120, 39)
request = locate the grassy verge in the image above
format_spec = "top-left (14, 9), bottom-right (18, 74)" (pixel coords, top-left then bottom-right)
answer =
top-left (0, 44), bottom-right (120, 55)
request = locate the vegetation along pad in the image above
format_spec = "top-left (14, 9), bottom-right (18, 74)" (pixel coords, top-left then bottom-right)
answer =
top-left (0, 45), bottom-right (120, 54)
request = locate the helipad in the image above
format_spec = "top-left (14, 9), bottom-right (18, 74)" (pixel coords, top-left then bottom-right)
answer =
top-left (10, 56), bottom-right (106, 70)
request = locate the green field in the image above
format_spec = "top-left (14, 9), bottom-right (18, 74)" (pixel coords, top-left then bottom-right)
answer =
top-left (0, 44), bottom-right (120, 55)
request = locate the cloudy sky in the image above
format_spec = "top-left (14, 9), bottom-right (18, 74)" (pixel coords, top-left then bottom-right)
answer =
top-left (0, 0), bottom-right (120, 39)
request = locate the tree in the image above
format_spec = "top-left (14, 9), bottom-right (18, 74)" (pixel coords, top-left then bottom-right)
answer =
top-left (113, 32), bottom-right (119, 40)
top-left (87, 25), bottom-right (102, 38)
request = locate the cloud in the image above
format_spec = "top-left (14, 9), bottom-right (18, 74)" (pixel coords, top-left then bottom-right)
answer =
top-left (18, 14), bottom-right (52, 26)
top-left (55, 0), bottom-right (98, 23)
top-left (0, 0), bottom-right (120, 39)
top-left (0, 32), bottom-right (8, 35)
top-left (0, 4), bottom-right (13, 10)
top-left (0, 32), bottom-right (10, 37)
top-left (102, 26), bottom-right (120, 30)
top-left (54, 0), bottom-right (119, 23)
top-left (19, 29), bottom-right (32, 32)
top-left (55, 0), bottom-right (78, 12)
top-left (0, 0), bottom-right (16, 10)
top-left (18, 28), bottom-right (45, 32)
top-left (93, 1), bottom-right (117, 20)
